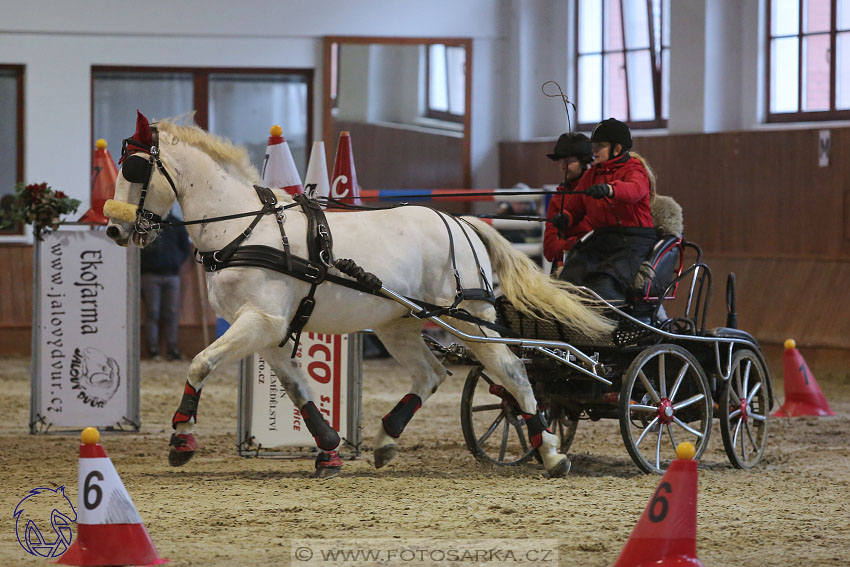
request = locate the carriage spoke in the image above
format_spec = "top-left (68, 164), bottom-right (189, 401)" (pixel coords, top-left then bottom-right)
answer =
top-left (659, 354), bottom-right (667, 398)
top-left (498, 418), bottom-right (511, 461)
top-left (672, 416), bottom-right (705, 438)
top-left (744, 421), bottom-right (758, 454)
top-left (740, 420), bottom-right (749, 461)
top-left (665, 423), bottom-right (678, 451)
top-left (629, 403), bottom-right (659, 414)
top-left (472, 403), bottom-right (503, 413)
top-left (742, 359), bottom-right (752, 399)
top-left (749, 411), bottom-right (767, 422)
top-left (728, 408), bottom-right (742, 419)
top-left (732, 416), bottom-right (743, 449)
top-left (635, 416), bottom-right (660, 448)
top-left (655, 425), bottom-right (664, 470)
top-left (668, 363), bottom-right (689, 400)
top-left (477, 413), bottom-right (505, 446)
top-left (672, 393), bottom-right (705, 411)
top-left (638, 370), bottom-right (661, 404)
top-left (514, 421), bottom-right (530, 454)
top-left (746, 381), bottom-right (762, 405)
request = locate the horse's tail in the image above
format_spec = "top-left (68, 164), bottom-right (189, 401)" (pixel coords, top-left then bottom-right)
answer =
top-left (463, 217), bottom-right (614, 338)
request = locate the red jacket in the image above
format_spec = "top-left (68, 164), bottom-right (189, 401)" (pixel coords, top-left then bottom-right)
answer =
top-left (559, 152), bottom-right (653, 237)
top-left (543, 180), bottom-right (592, 263)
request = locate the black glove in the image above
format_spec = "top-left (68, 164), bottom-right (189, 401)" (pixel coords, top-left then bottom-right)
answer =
top-left (551, 214), bottom-right (570, 231)
top-left (585, 183), bottom-right (611, 199)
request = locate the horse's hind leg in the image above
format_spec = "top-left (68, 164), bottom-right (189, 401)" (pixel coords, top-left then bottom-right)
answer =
top-left (371, 319), bottom-right (450, 469)
top-left (169, 309), bottom-right (283, 466)
top-left (257, 345), bottom-right (343, 478)
top-left (458, 324), bottom-right (570, 478)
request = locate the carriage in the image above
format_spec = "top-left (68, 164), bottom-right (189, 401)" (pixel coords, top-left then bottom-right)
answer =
top-left (434, 230), bottom-right (774, 475)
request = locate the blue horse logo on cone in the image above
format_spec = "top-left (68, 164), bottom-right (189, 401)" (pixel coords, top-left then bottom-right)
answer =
top-left (14, 486), bottom-right (77, 557)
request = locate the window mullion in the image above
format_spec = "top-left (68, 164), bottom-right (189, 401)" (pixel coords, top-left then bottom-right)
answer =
top-left (646, 0), bottom-right (661, 122)
top-left (831, 0), bottom-right (837, 111)
top-left (797, 0), bottom-right (804, 113)
top-left (619, 0), bottom-right (632, 122)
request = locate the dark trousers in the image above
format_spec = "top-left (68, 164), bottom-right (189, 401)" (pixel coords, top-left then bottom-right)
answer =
top-left (141, 273), bottom-right (181, 355)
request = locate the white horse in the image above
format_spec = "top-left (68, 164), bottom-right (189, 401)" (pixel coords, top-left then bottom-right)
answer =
top-left (103, 112), bottom-right (612, 478)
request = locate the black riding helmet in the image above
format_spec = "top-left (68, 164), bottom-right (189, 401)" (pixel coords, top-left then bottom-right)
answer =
top-left (590, 118), bottom-right (633, 152)
top-left (547, 132), bottom-right (593, 166)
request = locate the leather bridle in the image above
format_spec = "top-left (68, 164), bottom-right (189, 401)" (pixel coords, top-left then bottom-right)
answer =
top-left (119, 125), bottom-right (179, 235)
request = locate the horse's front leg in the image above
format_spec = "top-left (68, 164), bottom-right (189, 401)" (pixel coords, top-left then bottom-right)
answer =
top-left (258, 346), bottom-right (343, 478)
top-left (169, 309), bottom-right (283, 466)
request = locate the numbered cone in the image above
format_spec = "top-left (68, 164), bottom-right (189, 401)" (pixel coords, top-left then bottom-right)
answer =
top-left (330, 131), bottom-right (361, 205)
top-left (773, 339), bottom-right (834, 417)
top-left (614, 445), bottom-right (702, 567)
top-left (303, 141), bottom-right (331, 203)
top-left (262, 124), bottom-right (303, 196)
top-left (79, 139), bottom-right (118, 225)
top-left (58, 429), bottom-right (167, 566)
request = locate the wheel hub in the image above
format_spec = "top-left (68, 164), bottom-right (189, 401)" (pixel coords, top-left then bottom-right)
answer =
top-left (739, 398), bottom-right (749, 423)
top-left (657, 398), bottom-right (674, 424)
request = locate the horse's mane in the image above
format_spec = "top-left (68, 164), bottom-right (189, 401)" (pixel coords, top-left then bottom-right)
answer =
top-left (156, 120), bottom-right (262, 185)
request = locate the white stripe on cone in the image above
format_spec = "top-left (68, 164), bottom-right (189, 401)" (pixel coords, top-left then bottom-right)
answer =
top-left (262, 126), bottom-right (303, 196)
top-left (303, 141), bottom-right (330, 203)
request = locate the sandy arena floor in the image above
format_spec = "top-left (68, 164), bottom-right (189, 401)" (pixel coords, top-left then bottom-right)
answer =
top-left (1, 352), bottom-right (849, 566)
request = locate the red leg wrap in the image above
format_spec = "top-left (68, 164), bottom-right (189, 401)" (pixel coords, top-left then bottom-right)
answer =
top-left (382, 393), bottom-right (422, 438)
top-left (172, 381), bottom-right (202, 429)
top-left (522, 411), bottom-right (552, 450)
top-left (315, 450), bottom-right (343, 469)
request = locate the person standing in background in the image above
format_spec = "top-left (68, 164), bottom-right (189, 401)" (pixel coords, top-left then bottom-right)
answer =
top-left (141, 209), bottom-right (191, 360)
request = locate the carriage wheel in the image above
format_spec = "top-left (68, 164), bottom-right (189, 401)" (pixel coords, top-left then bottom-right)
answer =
top-left (719, 348), bottom-right (770, 469)
top-left (460, 366), bottom-right (578, 466)
top-left (619, 344), bottom-right (712, 474)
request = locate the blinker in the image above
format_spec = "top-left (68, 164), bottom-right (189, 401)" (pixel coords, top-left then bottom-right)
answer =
top-left (121, 154), bottom-right (151, 183)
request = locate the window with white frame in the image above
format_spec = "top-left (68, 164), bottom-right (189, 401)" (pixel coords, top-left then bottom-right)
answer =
top-left (426, 44), bottom-right (466, 122)
top-left (768, 0), bottom-right (850, 121)
top-left (0, 65), bottom-right (24, 235)
top-left (575, 0), bottom-right (669, 129)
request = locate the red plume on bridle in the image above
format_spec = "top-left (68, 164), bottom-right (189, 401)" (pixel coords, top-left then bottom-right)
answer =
top-left (119, 110), bottom-right (153, 164)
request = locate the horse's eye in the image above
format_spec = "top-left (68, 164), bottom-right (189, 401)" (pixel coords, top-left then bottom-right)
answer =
top-left (121, 155), bottom-right (151, 183)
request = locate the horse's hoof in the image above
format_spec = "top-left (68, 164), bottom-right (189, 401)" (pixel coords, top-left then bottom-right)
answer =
top-left (314, 450), bottom-right (343, 478)
top-left (168, 433), bottom-right (198, 467)
top-left (374, 444), bottom-right (398, 469)
top-left (546, 456), bottom-right (571, 479)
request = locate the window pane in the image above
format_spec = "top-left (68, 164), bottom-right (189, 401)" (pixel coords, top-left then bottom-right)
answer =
top-left (606, 0), bottom-right (624, 51)
top-left (804, 0), bottom-right (831, 33)
top-left (93, 72), bottom-right (193, 160)
top-left (770, 37), bottom-right (800, 112)
top-left (802, 34), bottom-right (831, 110)
top-left (627, 50), bottom-right (655, 120)
top-left (662, 47), bottom-right (670, 119)
top-left (839, 0), bottom-right (850, 30)
top-left (837, 32), bottom-right (850, 108)
top-left (661, 0), bottom-right (670, 46)
top-left (772, 0), bottom-right (800, 36)
top-left (578, 0), bottom-right (603, 53)
top-left (209, 74), bottom-right (309, 174)
top-left (604, 52), bottom-right (628, 119)
top-left (0, 70), bottom-right (19, 201)
top-left (428, 44), bottom-right (449, 112)
top-left (446, 46), bottom-right (466, 115)
top-left (578, 54), bottom-right (603, 123)
top-left (623, 0), bottom-right (650, 49)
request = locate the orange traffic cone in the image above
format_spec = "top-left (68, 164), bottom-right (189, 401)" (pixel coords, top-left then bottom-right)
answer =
top-left (79, 139), bottom-right (118, 224)
top-left (330, 131), bottom-right (361, 205)
top-left (261, 125), bottom-right (303, 196)
top-left (773, 339), bottom-right (834, 417)
top-left (303, 141), bottom-right (330, 202)
top-left (614, 443), bottom-right (703, 567)
top-left (57, 428), bottom-right (167, 566)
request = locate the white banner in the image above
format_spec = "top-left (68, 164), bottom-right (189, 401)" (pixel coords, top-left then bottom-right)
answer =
top-left (31, 229), bottom-right (139, 430)
top-left (239, 332), bottom-right (361, 453)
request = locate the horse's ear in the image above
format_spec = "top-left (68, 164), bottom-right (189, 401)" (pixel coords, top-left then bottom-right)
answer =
top-left (134, 110), bottom-right (152, 146)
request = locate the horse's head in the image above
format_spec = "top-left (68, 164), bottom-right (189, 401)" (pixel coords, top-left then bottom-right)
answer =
top-left (104, 111), bottom-right (178, 248)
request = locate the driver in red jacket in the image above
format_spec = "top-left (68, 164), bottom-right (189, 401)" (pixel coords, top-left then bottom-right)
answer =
top-left (556, 118), bottom-right (657, 305)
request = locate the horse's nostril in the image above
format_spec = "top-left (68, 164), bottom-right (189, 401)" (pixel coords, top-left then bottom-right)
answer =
top-left (106, 226), bottom-right (121, 240)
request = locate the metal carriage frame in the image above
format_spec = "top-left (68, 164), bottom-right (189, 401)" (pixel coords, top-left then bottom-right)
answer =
top-left (382, 239), bottom-right (775, 475)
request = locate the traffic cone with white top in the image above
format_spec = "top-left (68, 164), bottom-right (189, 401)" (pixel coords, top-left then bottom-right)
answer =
top-left (57, 427), bottom-right (167, 566)
top-left (261, 125), bottom-right (303, 196)
top-left (614, 442), bottom-right (702, 567)
top-left (80, 139), bottom-right (118, 224)
top-left (330, 131), bottom-right (361, 205)
top-left (303, 141), bottom-right (331, 203)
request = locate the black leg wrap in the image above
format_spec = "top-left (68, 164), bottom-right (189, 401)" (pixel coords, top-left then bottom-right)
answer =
top-left (523, 410), bottom-right (552, 449)
top-left (382, 394), bottom-right (422, 438)
top-left (301, 401), bottom-right (340, 451)
top-left (172, 381), bottom-right (202, 429)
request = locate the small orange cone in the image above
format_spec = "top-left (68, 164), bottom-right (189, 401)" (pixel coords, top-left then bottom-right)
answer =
top-left (614, 443), bottom-right (703, 567)
top-left (330, 131), bottom-right (361, 205)
top-left (261, 125), bottom-right (303, 196)
top-left (303, 141), bottom-right (331, 202)
top-left (79, 139), bottom-right (118, 224)
top-left (57, 428), bottom-right (167, 566)
top-left (773, 339), bottom-right (834, 417)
